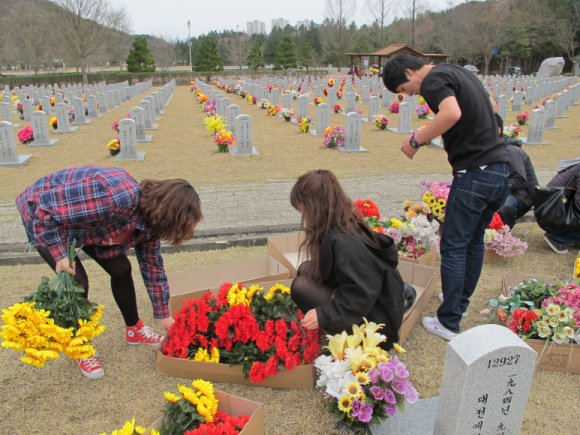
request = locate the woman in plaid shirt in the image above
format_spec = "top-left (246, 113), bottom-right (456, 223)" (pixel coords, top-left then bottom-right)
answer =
top-left (16, 165), bottom-right (203, 379)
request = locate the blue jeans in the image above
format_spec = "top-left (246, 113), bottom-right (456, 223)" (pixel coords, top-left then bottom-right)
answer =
top-left (547, 229), bottom-right (580, 245)
top-left (437, 163), bottom-right (510, 333)
top-left (498, 194), bottom-right (518, 228)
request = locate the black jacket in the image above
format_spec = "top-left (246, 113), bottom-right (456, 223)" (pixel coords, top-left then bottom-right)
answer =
top-left (548, 163), bottom-right (580, 207)
top-left (503, 137), bottom-right (538, 217)
top-left (315, 226), bottom-right (405, 350)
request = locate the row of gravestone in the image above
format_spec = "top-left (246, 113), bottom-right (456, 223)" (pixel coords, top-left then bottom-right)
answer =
top-left (0, 80), bottom-right (174, 167)
top-left (486, 75), bottom-right (578, 104)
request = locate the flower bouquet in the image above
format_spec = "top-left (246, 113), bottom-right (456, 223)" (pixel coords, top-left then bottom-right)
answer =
top-left (413, 123), bottom-right (432, 145)
top-left (328, 78), bottom-right (335, 88)
top-left (396, 93), bottom-right (405, 102)
top-left (323, 88), bottom-right (329, 96)
top-left (266, 104), bottom-right (281, 116)
top-left (388, 102), bottom-right (399, 114)
top-left (17, 126), bottom-right (34, 145)
top-left (162, 282), bottom-right (321, 384)
top-left (111, 120), bottom-right (120, 133)
top-left (504, 124), bottom-right (522, 139)
top-left (337, 90), bottom-right (343, 99)
top-left (203, 101), bottom-right (217, 117)
top-left (372, 114), bottom-right (389, 130)
top-left (355, 93), bottom-right (360, 102)
top-left (36, 104), bottom-right (43, 111)
top-left (323, 124), bottom-right (345, 149)
top-left (280, 108), bottom-right (294, 121)
top-left (516, 112), bottom-right (529, 126)
top-left (315, 319), bottom-right (416, 433)
top-left (50, 117), bottom-right (57, 130)
top-left (484, 213), bottom-right (528, 258)
top-left (416, 180), bottom-right (451, 224)
top-left (247, 94), bottom-right (257, 104)
top-left (204, 115), bottom-right (227, 135)
top-left (1, 242), bottom-right (106, 368)
top-left (195, 88), bottom-right (202, 97)
top-left (258, 98), bottom-right (269, 109)
top-left (297, 116), bottom-right (312, 133)
top-left (333, 104), bottom-right (342, 114)
top-left (16, 102), bottom-right (23, 115)
top-left (197, 94), bottom-right (209, 104)
top-left (314, 97), bottom-right (322, 105)
top-left (107, 138), bottom-right (120, 156)
top-left (214, 130), bottom-right (234, 153)
top-left (415, 104), bottom-right (429, 119)
top-left (353, 109), bottom-right (363, 115)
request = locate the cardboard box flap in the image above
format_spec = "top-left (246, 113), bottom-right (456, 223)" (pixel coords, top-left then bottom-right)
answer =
top-left (267, 233), bottom-right (306, 277)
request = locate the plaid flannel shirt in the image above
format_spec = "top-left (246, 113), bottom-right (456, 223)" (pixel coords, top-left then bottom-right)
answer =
top-left (16, 165), bottom-right (170, 319)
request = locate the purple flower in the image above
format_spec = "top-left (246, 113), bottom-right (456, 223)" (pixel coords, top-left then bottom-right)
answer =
top-left (405, 385), bottom-right (419, 404)
top-left (353, 403), bottom-right (373, 423)
top-left (392, 379), bottom-right (407, 395)
top-left (370, 386), bottom-right (385, 400)
top-left (383, 389), bottom-right (396, 404)
top-left (380, 367), bottom-right (394, 383)
top-left (393, 363), bottom-right (409, 379)
top-left (351, 399), bottom-right (362, 416)
top-left (384, 404), bottom-right (398, 417)
top-left (367, 368), bottom-right (380, 384)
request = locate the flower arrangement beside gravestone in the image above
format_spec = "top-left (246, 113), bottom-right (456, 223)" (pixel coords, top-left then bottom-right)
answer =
top-left (266, 104), bottom-right (280, 116)
top-left (314, 97), bottom-right (322, 105)
top-left (17, 126), bottom-right (34, 145)
top-left (415, 104), bottom-right (430, 119)
top-left (504, 124), bottom-right (522, 138)
top-left (297, 116), bottom-right (312, 133)
top-left (204, 115), bottom-right (227, 135)
top-left (328, 78), bottom-right (335, 88)
top-left (388, 102), bottom-right (399, 114)
top-left (50, 117), bottom-right (57, 130)
top-left (333, 104), bottom-right (342, 114)
top-left (49, 97), bottom-right (55, 107)
top-left (246, 94), bottom-right (257, 104)
top-left (107, 138), bottom-right (120, 156)
top-left (413, 123), bottom-right (432, 144)
top-left (314, 319), bottom-right (416, 433)
top-left (280, 108), bottom-right (294, 121)
top-left (396, 93), bottom-right (405, 102)
top-left (257, 99), bottom-right (269, 109)
top-left (111, 120), bottom-right (120, 133)
top-left (204, 101), bottom-right (217, 117)
top-left (198, 94), bottom-right (209, 104)
top-left (214, 130), bottom-right (234, 153)
top-left (323, 124), bottom-right (345, 149)
top-left (516, 112), bottom-right (530, 125)
top-left (372, 114), bottom-right (389, 130)
top-left (323, 88), bottom-right (328, 96)
top-left (353, 109), bottom-right (363, 115)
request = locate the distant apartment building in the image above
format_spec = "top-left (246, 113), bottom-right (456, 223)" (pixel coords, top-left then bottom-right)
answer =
top-left (246, 20), bottom-right (266, 36)
top-left (296, 19), bottom-right (312, 30)
top-left (271, 18), bottom-right (289, 31)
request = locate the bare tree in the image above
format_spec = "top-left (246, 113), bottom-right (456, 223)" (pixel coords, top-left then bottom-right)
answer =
top-left (399, 0), bottom-right (427, 47)
top-left (325, 0), bottom-right (357, 71)
top-left (364, 0), bottom-right (395, 47)
top-left (108, 30), bottom-right (133, 70)
top-left (48, 0), bottom-right (131, 83)
top-left (221, 34), bottom-right (251, 72)
top-left (553, 0), bottom-right (580, 74)
top-left (150, 35), bottom-right (179, 71)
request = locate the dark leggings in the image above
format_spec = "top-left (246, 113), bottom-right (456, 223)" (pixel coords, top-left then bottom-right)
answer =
top-left (36, 245), bottom-right (139, 327)
top-left (290, 261), bottom-right (334, 315)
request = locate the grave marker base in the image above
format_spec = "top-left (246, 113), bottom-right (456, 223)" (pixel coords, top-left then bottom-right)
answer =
top-left (0, 155), bottom-right (32, 167)
top-left (71, 119), bottom-right (93, 125)
top-left (29, 139), bottom-right (59, 147)
top-left (369, 397), bottom-right (438, 435)
top-left (137, 135), bottom-right (153, 143)
top-left (145, 125), bottom-right (158, 130)
top-left (53, 127), bottom-right (78, 134)
top-left (338, 146), bottom-right (367, 153)
top-left (115, 151), bottom-right (145, 161)
top-left (229, 146), bottom-right (259, 156)
top-left (86, 114), bottom-right (103, 118)
top-left (520, 136), bottom-right (547, 145)
top-left (388, 127), bottom-right (413, 134)
top-left (309, 130), bottom-right (324, 136)
top-left (430, 139), bottom-right (444, 149)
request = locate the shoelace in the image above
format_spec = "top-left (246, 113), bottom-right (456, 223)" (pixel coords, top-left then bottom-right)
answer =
top-left (137, 326), bottom-right (161, 341)
top-left (81, 355), bottom-right (101, 371)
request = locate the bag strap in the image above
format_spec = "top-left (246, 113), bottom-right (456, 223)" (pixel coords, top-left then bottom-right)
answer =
top-left (564, 165), bottom-right (580, 189)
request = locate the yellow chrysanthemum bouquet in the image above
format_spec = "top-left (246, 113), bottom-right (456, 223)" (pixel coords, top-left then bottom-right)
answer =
top-left (1, 241), bottom-right (106, 367)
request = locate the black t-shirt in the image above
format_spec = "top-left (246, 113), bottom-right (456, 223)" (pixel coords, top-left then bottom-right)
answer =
top-left (420, 64), bottom-right (509, 172)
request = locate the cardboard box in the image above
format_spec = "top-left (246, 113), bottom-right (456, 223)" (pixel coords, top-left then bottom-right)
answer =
top-left (144, 390), bottom-right (264, 434)
top-left (167, 256), bottom-right (289, 314)
top-left (157, 279), bottom-right (315, 390)
top-left (483, 249), bottom-right (505, 263)
top-left (267, 233), bottom-right (306, 277)
top-left (501, 274), bottom-right (558, 297)
top-left (397, 261), bottom-right (439, 344)
top-left (524, 339), bottom-right (580, 374)
top-left (399, 248), bottom-right (438, 268)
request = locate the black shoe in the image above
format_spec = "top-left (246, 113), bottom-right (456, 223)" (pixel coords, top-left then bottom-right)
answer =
top-left (544, 234), bottom-right (568, 254)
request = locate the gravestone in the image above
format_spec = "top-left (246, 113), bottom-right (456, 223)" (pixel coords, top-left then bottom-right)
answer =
top-left (543, 100), bottom-right (557, 129)
top-left (22, 100), bottom-right (33, 121)
top-left (55, 93), bottom-right (63, 105)
top-left (369, 325), bottom-right (537, 435)
top-left (29, 111), bottom-right (59, 147)
top-left (53, 102), bottom-right (77, 134)
top-left (381, 89), bottom-right (391, 109)
top-left (270, 88), bottom-right (280, 106)
top-left (107, 91), bottom-right (114, 108)
top-left (145, 96), bottom-right (160, 120)
top-left (41, 96), bottom-right (52, 116)
top-left (364, 96), bottom-right (380, 123)
top-left (151, 92), bottom-right (163, 115)
top-left (0, 121), bottom-right (32, 167)
top-left (282, 93), bottom-right (292, 109)
top-left (328, 89), bottom-right (337, 108)
top-left (497, 95), bottom-right (508, 120)
top-left (230, 114), bottom-right (258, 156)
top-left (388, 102), bottom-right (412, 133)
top-left (129, 107), bottom-right (151, 142)
top-left (345, 92), bottom-right (356, 114)
top-left (554, 94), bottom-right (566, 118)
top-left (521, 109), bottom-right (547, 144)
top-left (362, 86), bottom-right (370, 104)
top-left (511, 91), bottom-right (523, 112)
top-left (226, 104), bottom-right (241, 137)
top-left (313, 86), bottom-right (322, 101)
top-left (0, 103), bottom-right (17, 127)
top-left (71, 98), bottom-right (90, 125)
top-left (116, 119), bottom-right (145, 161)
top-left (98, 93), bottom-right (107, 113)
top-left (340, 112), bottom-right (366, 152)
top-left (114, 90), bottom-right (121, 107)
top-left (311, 103), bottom-right (330, 136)
top-left (346, 82), bottom-right (353, 94)
top-left (87, 95), bottom-right (101, 118)
top-left (294, 95), bottom-right (309, 122)
top-left (140, 100), bottom-right (157, 130)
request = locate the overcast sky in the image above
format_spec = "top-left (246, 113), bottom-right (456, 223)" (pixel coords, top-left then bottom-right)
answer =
top-left (112, 0), bottom-right (460, 40)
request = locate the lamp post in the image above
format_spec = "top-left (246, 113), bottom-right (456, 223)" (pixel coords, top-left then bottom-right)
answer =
top-left (187, 20), bottom-right (192, 78)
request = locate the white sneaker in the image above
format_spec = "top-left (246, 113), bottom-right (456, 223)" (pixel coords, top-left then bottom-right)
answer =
top-left (438, 293), bottom-right (468, 317)
top-left (422, 316), bottom-right (457, 341)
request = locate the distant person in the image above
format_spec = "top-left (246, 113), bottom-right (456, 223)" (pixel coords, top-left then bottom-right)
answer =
top-left (354, 66), bottom-right (359, 77)
top-left (16, 166), bottom-right (203, 379)
top-left (289, 170), bottom-right (405, 350)
top-left (540, 158), bottom-right (580, 254)
top-left (495, 114), bottom-right (539, 228)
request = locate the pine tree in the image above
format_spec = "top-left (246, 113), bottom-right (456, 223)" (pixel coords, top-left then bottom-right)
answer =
top-left (247, 41), bottom-right (265, 71)
top-left (126, 36), bottom-right (156, 73)
top-left (194, 35), bottom-right (224, 81)
top-left (273, 35), bottom-right (298, 70)
top-left (298, 42), bottom-right (316, 70)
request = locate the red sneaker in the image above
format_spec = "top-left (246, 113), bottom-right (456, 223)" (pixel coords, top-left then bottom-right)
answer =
top-left (126, 319), bottom-right (163, 346)
top-left (76, 354), bottom-right (105, 380)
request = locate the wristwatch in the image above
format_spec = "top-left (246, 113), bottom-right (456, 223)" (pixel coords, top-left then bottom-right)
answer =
top-left (409, 133), bottom-right (422, 149)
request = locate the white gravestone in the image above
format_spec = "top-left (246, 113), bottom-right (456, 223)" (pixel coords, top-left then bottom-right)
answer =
top-left (145, 96), bottom-right (160, 120)
top-left (53, 103), bottom-right (77, 134)
top-left (511, 91), bottom-right (523, 112)
top-left (364, 96), bottom-right (380, 123)
top-left (294, 95), bottom-right (309, 123)
top-left (0, 121), bottom-right (32, 167)
top-left (340, 112), bottom-right (367, 152)
top-left (116, 119), bottom-right (145, 161)
top-left (0, 103), bottom-right (18, 127)
top-left (140, 100), bottom-right (157, 130)
top-left (226, 104), bottom-right (241, 137)
top-left (98, 93), bottom-right (107, 113)
top-left (129, 107), bottom-right (152, 142)
top-left (22, 100), bottom-right (33, 121)
top-left (345, 92), bottom-right (356, 114)
top-left (554, 93), bottom-right (566, 118)
top-left (521, 109), bottom-right (547, 145)
top-left (543, 100), bottom-right (557, 129)
top-left (30, 111), bottom-right (59, 147)
top-left (87, 95), bottom-right (101, 118)
top-left (270, 88), bottom-right (280, 106)
top-left (151, 92), bottom-right (163, 115)
top-left (72, 98), bottom-right (91, 125)
top-left (497, 95), bottom-right (508, 120)
top-left (388, 102), bottom-right (412, 133)
top-left (230, 114), bottom-right (258, 156)
top-left (381, 89), bottom-right (392, 109)
top-left (328, 89), bottom-right (337, 108)
top-left (282, 93), bottom-right (292, 109)
top-left (311, 103), bottom-right (330, 136)
top-left (41, 96), bottom-right (52, 116)
top-left (362, 86), bottom-right (370, 104)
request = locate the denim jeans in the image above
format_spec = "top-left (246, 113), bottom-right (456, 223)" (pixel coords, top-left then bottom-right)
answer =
top-left (498, 194), bottom-right (518, 228)
top-left (437, 163), bottom-right (510, 333)
top-left (546, 229), bottom-right (580, 245)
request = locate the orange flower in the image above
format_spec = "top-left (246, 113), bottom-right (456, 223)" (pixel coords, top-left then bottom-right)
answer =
top-left (403, 200), bottom-right (413, 206)
top-left (496, 309), bottom-right (507, 323)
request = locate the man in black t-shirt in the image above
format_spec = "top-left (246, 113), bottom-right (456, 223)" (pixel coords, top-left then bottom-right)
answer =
top-left (383, 55), bottom-right (510, 341)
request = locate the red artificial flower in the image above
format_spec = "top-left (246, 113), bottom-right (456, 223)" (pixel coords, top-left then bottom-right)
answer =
top-left (265, 355), bottom-right (279, 377)
top-left (354, 199), bottom-right (380, 219)
top-left (249, 361), bottom-right (267, 383)
top-left (256, 319), bottom-right (275, 351)
top-left (522, 310), bottom-right (539, 333)
top-left (487, 213), bottom-right (504, 231)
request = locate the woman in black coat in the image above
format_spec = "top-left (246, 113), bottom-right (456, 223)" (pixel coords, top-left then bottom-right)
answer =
top-left (289, 170), bottom-right (405, 350)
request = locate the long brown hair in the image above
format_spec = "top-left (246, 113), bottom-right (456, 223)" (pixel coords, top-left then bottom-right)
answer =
top-left (138, 179), bottom-right (203, 247)
top-left (290, 170), bottom-right (371, 282)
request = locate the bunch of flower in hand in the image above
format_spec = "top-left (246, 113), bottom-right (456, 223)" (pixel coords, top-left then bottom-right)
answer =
top-left (323, 124), bottom-right (345, 148)
top-left (315, 319), bottom-right (416, 432)
top-left (516, 112), bottom-right (529, 126)
top-left (504, 124), bottom-right (522, 138)
top-left (17, 126), bottom-right (34, 144)
top-left (372, 113), bottom-right (389, 130)
top-left (484, 213), bottom-right (528, 257)
top-left (107, 138), bottom-right (120, 156)
top-left (297, 116), bottom-right (312, 133)
top-left (280, 108), bottom-right (294, 121)
top-left (415, 104), bottom-right (430, 119)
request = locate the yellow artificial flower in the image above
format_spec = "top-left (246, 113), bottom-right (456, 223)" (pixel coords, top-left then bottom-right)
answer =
top-left (324, 331), bottom-right (348, 360)
top-left (247, 284), bottom-right (262, 299)
top-left (192, 378), bottom-right (215, 397)
top-left (377, 353), bottom-right (389, 364)
top-left (346, 381), bottom-right (362, 397)
top-left (264, 283), bottom-right (290, 301)
top-left (549, 316), bottom-right (560, 328)
top-left (164, 391), bottom-right (182, 402)
top-left (362, 358), bottom-right (376, 371)
top-left (193, 347), bottom-right (210, 362)
top-left (338, 395), bottom-right (352, 412)
top-left (209, 347), bottom-right (220, 363)
top-left (346, 347), bottom-right (369, 373)
top-left (546, 304), bottom-right (560, 316)
top-left (393, 343), bottom-right (406, 354)
top-left (356, 372), bottom-right (370, 385)
top-left (204, 115), bottom-right (227, 134)
top-left (390, 218), bottom-right (403, 229)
